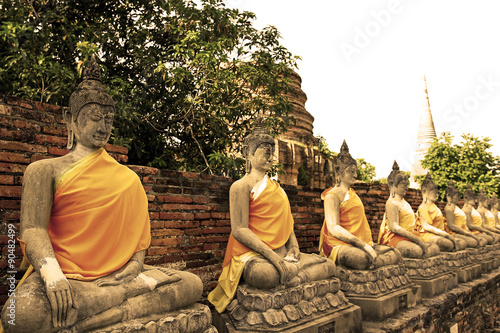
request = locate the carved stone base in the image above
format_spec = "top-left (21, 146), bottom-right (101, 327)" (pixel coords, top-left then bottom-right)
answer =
top-left (215, 304), bottom-right (362, 333)
top-left (91, 303), bottom-right (215, 333)
top-left (337, 263), bottom-right (412, 297)
top-left (403, 256), bottom-right (457, 298)
top-left (453, 263), bottom-right (482, 283)
top-left (410, 272), bottom-right (458, 298)
top-left (217, 279), bottom-right (362, 332)
top-left (347, 284), bottom-right (421, 321)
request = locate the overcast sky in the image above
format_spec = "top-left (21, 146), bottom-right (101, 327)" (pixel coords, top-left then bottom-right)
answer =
top-left (226, 0), bottom-right (500, 178)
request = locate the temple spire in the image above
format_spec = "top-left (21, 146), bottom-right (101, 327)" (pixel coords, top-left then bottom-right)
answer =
top-left (410, 76), bottom-right (437, 188)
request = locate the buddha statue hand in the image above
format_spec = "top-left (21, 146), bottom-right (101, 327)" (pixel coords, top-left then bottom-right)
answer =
top-left (284, 245), bottom-right (301, 262)
top-left (363, 244), bottom-right (377, 261)
top-left (417, 240), bottom-right (430, 258)
top-left (94, 260), bottom-right (142, 287)
top-left (45, 276), bottom-right (79, 329)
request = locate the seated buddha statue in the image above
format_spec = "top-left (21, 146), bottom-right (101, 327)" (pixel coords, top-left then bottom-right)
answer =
top-left (462, 184), bottom-right (495, 245)
top-left (319, 141), bottom-right (401, 270)
top-left (1, 57), bottom-right (202, 333)
top-left (416, 173), bottom-right (465, 251)
top-left (477, 189), bottom-right (500, 239)
top-left (489, 194), bottom-right (500, 231)
top-left (378, 162), bottom-right (440, 258)
top-left (444, 180), bottom-right (483, 247)
top-left (207, 118), bottom-right (336, 313)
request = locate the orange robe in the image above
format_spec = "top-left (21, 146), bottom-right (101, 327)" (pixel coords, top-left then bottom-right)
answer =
top-left (378, 198), bottom-right (423, 247)
top-left (319, 187), bottom-right (373, 262)
top-left (444, 206), bottom-right (470, 234)
top-left (470, 208), bottom-right (482, 234)
top-left (416, 203), bottom-right (446, 242)
top-left (208, 177), bottom-right (294, 313)
top-left (485, 210), bottom-right (496, 228)
top-left (22, 149), bottom-right (151, 281)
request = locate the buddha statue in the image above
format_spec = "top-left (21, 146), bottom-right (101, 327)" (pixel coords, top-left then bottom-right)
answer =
top-left (207, 118), bottom-right (336, 314)
top-left (319, 141), bottom-right (401, 270)
top-left (444, 180), bottom-right (482, 247)
top-left (1, 57), bottom-right (204, 332)
top-left (378, 162), bottom-right (440, 258)
top-left (477, 189), bottom-right (500, 239)
top-left (416, 173), bottom-right (465, 251)
top-left (462, 184), bottom-right (495, 245)
top-left (489, 193), bottom-right (500, 231)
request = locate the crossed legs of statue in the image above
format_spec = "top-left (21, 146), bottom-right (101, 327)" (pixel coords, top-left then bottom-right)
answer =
top-left (454, 234), bottom-right (479, 248)
top-left (337, 244), bottom-right (401, 270)
top-left (395, 240), bottom-right (440, 259)
top-left (2, 268), bottom-right (202, 333)
top-left (427, 235), bottom-right (457, 252)
top-left (242, 247), bottom-right (336, 290)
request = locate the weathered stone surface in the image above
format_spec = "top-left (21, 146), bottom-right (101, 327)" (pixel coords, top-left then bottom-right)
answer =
top-left (246, 311), bottom-right (263, 326)
top-left (296, 300), bottom-right (315, 316)
top-left (262, 309), bottom-right (288, 327)
top-left (282, 304), bottom-right (301, 321)
top-left (303, 283), bottom-right (317, 300)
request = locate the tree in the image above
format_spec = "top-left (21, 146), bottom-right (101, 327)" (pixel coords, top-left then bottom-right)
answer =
top-left (356, 158), bottom-right (376, 183)
top-left (421, 132), bottom-right (500, 200)
top-left (0, 0), bottom-right (298, 173)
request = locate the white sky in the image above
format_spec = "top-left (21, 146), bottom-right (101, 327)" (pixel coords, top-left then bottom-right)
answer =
top-left (226, 0), bottom-right (500, 178)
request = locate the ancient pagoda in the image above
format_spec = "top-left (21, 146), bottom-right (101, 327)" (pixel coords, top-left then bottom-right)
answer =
top-left (409, 76), bottom-right (437, 188)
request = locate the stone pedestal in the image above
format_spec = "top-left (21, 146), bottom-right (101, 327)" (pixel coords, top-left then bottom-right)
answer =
top-left (441, 250), bottom-right (481, 283)
top-left (336, 263), bottom-right (421, 321)
top-left (404, 255), bottom-right (457, 298)
top-left (470, 246), bottom-right (497, 273)
top-left (93, 303), bottom-right (216, 333)
top-left (214, 279), bottom-right (362, 332)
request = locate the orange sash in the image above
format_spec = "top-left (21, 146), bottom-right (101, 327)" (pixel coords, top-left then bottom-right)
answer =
top-left (319, 188), bottom-right (373, 258)
top-left (222, 179), bottom-right (293, 267)
top-left (378, 199), bottom-right (421, 247)
top-left (45, 149), bottom-right (150, 280)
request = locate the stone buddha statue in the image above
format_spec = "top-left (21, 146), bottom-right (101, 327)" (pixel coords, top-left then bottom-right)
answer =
top-left (207, 118), bottom-right (336, 314)
top-left (378, 162), bottom-right (440, 258)
top-left (489, 193), bottom-right (500, 231)
top-left (444, 180), bottom-right (482, 247)
top-left (1, 57), bottom-right (204, 333)
top-left (319, 141), bottom-right (401, 270)
top-left (416, 173), bottom-right (465, 251)
top-left (462, 184), bottom-right (495, 245)
top-left (477, 189), bottom-right (500, 239)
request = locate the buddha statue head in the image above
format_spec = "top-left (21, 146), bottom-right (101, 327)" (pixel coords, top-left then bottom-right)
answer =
top-left (387, 161), bottom-right (407, 197)
top-left (333, 140), bottom-right (357, 186)
top-left (445, 180), bottom-right (460, 204)
top-left (463, 184), bottom-right (477, 205)
top-left (477, 188), bottom-right (490, 208)
top-left (421, 172), bottom-right (438, 203)
top-left (491, 193), bottom-right (499, 210)
top-left (242, 117), bottom-right (275, 173)
top-left (66, 55), bottom-right (115, 149)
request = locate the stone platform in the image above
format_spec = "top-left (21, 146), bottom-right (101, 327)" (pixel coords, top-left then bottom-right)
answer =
top-left (93, 303), bottom-right (216, 333)
top-left (404, 255), bottom-right (457, 298)
top-left (363, 268), bottom-right (500, 333)
top-left (336, 263), bottom-right (421, 321)
top-left (470, 245), bottom-right (499, 273)
top-left (441, 250), bottom-right (481, 283)
top-left (213, 279), bottom-right (362, 332)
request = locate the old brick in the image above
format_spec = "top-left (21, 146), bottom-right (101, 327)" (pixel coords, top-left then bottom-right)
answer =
top-left (0, 140), bottom-right (47, 153)
top-left (48, 146), bottom-right (69, 156)
top-left (0, 175), bottom-right (14, 185)
top-left (202, 227), bottom-right (231, 234)
top-left (0, 152), bottom-right (30, 164)
top-left (0, 200), bottom-right (20, 209)
top-left (43, 125), bottom-right (67, 136)
top-left (105, 143), bottom-right (128, 154)
top-left (194, 212), bottom-right (211, 220)
top-left (160, 212), bottom-right (195, 220)
top-left (163, 221), bottom-right (199, 229)
top-left (150, 237), bottom-right (183, 246)
top-left (0, 186), bottom-right (22, 197)
top-left (157, 195), bottom-right (193, 204)
top-left (152, 229), bottom-right (184, 237)
top-left (35, 134), bottom-right (67, 146)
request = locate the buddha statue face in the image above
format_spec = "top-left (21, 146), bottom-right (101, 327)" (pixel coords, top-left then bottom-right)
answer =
top-left (340, 164), bottom-right (357, 186)
top-left (248, 142), bottom-right (274, 173)
top-left (447, 192), bottom-right (460, 205)
top-left (71, 103), bottom-right (114, 149)
top-left (394, 177), bottom-right (408, 197)
top-left (424, 188), bottom-right (438, 203)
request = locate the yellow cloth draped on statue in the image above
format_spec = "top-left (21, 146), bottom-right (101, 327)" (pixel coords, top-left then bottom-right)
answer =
top-left (485, 210), bottom-right (496, 228)
top-left (208, 178), bottom-right (294, 313)
top-left (444, 206), bottom-right (469, 235)
top-left (20, 149), bottom-right (151, 281)
top-left (417, 203), bottom-right (445, 242)
top-left (378, 199), bottom-right (423, 247)
top-left (319, 187), bottom-right (373, 263)
top-left (470, 208), bottom-right (482, 234)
